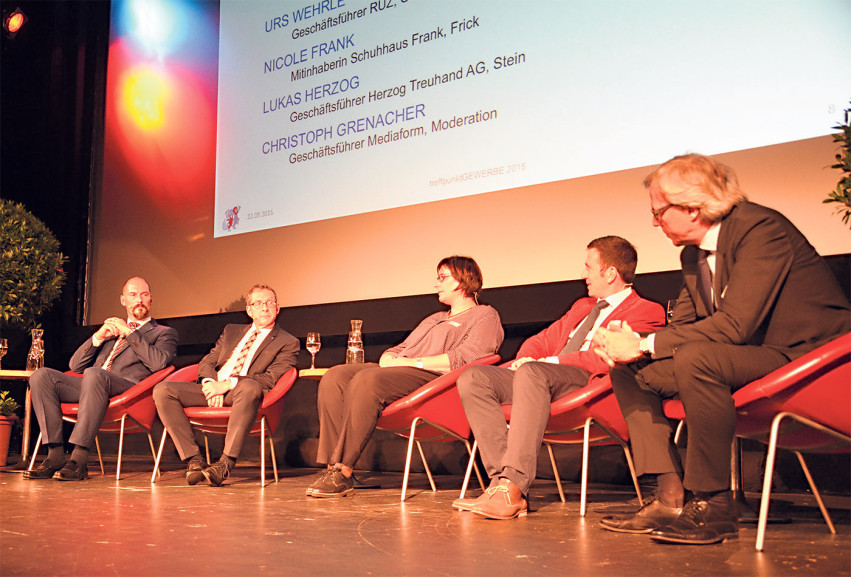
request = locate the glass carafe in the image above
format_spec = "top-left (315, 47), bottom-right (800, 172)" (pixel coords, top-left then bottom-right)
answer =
top-left (26, 328), bottom-right (45, 372)
top-left (345, 319), bottom-right (364, 364)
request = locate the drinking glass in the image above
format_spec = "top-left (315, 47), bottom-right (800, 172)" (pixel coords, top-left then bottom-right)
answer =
top-left (306, 332), bottom-right (321, 370)
top-left (0, 339), bottom-right (7, 370)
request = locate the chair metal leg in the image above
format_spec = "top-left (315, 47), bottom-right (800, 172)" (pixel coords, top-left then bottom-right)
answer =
top-left (416, 440), bottom-right (437, 493)
top-left (260, 416), bottom-right (266, 487)
top-left (151, 429), bottom-right (169, 483)
top-left (546, 442), bottom-right (566, 503)
top-left (145, 432), bottom-right (159, 477)
top-left (673, 420), bottom-right (685, 445)
top-left (204, 435), bottom-right (210, 465)
top-left (400, 416), bottom-right (422, 502)
top-left (115, 415), bottom-right (127, 480)
top-left (579, 418), bottom-right (592, 516)
top-left (795, 450), bottom-right (835, 534)
top-left (28, 432), bottom-right (42, 470)
top-left (459, 440), bottom-right (477, 499)
top-left (94, 436), bottom-right (105, 475)
top-left (756, 411), bottom-right (844, 551)
top-left (467, 439), bottom-right (486, 491)
top-left (265, 417), bottom-right (279, 484)
top-left (622, 445), bottom-right (643, 505)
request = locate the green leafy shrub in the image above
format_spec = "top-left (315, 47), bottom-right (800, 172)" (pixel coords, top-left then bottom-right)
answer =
top-left (824, 103), bottom-right (851, 227)
top-left (0, 200), bottom-right (67, 328)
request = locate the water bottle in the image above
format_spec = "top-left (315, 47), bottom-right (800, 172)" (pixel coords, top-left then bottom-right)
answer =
top-left (345, 319), bottom-right (364, 364)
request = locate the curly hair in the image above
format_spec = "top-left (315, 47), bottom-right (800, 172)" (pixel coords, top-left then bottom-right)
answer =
top-left (643, 153), bottom-right (746, 223)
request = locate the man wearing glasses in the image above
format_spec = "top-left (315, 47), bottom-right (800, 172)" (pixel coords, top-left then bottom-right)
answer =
top-left (154, 284), bottom-right (299, 486)
top-left (593, 153), bottom-right (850, 545)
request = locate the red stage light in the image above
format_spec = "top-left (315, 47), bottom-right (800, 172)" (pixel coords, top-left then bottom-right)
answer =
top-left (4, 7), bottom-right (27, 38)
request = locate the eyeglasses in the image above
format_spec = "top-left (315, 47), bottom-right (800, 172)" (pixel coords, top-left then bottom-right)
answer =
top-left (436, 273), bottom-right (454, 282)
top-left (248, 300), bottom-right (277, 309)
top-left (650, 203), bottom-right (680, 220)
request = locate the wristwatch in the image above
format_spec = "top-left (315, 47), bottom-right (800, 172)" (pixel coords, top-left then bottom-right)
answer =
top-left (415, 358), bottom-right (424, 369)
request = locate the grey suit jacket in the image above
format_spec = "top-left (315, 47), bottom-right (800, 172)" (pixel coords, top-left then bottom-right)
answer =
top-left (69, 319), bottom-right (179, 383)
top-left (198, 323), bottom-right (300, 393)
top-left (656, 201), bottom-right (850, 360)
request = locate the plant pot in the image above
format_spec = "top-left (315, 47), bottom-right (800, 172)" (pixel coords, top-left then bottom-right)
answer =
top-left (0, 416), bottom-right (12, 466)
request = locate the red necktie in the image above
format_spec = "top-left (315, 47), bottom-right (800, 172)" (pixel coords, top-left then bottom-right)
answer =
top-left (228, 329), bottom-right (259, 378)
top-left (102, 322), bottom-right (140, 370)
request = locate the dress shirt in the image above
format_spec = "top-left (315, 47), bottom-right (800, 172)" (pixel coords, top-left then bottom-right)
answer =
top-left (91, 317), bottom-right (151, 347)
top-left (545, 287), bottom-right (634, 363)
top-left (645, 220), bottom-right (722, 354)
top-left (213, 326), bottom-right (273, 386)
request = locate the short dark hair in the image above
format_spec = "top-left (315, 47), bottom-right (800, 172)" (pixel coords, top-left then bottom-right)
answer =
top-left (437, 256), bottom-right (483, 299)
top-left (587, 236), bottom-right (638, 284)
top-left (246, 284), bottom-right (278, 305)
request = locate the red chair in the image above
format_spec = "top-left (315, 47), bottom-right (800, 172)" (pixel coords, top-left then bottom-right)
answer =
top-left (662, 332), bottom-right (850, 551)
top-left (151, 365), bottom-right (298, 486)
top-left (28, 366), bottom-right (176, 480)
top-left (461, 372), bottom-right (643, 516)
top-left (375, 354), bottom-right (500, 501)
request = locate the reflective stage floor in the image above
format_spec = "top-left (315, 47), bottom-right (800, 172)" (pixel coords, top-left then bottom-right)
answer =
top-left (1, 458), bottom-right (849, 576)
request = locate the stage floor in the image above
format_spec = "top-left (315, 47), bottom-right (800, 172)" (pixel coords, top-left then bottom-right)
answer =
top-left (1, 458), bottom-right (849, 577)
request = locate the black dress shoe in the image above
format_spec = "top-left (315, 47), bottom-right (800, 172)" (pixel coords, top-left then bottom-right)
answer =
top-left (202, 459), bottom-right (230, 487)
top-left (650, 492), bottom-right (739, 545)
top-left (186, 456), bottom-right (206, 486)
top-left (54, 460), bottom-right (89, 481)
top-left (600, 496), bottom-right (682, 534)
top-left (23, 459), bottom-right (64, 480)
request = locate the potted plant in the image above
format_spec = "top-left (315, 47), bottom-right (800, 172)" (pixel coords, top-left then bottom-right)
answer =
top-left (824, 102), bottom-right (851, 227)
top-left (0, 199), bottom-right (67, 367)
top-left (0, 390), bottom-right (21, 467)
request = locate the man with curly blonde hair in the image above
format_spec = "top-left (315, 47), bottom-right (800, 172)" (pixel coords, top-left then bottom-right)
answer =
top-left (593, 153), bottom-right (850, 545)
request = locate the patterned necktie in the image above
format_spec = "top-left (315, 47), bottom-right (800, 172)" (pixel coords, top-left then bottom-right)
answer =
top-left (696, 249), bottom-right (715, 313)
top-left (229, 329), bottom-right (259, 378)
top-left (560, 300), bottom-right (610, 354)
top-left (102, 321), bottom-right (140, 370)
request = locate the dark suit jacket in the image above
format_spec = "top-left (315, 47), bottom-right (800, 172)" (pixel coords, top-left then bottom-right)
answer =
top-left (198, 323), bottom-right (300, 393)
top-left (516, 291), bottom-right (666, 384)
top-left (69, 319), bottom-right (178, 384)
top-left (656, 201), bottom-right (851, 360)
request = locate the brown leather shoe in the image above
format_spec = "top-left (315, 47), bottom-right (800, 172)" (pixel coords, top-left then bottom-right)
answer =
top-left (23, 459), bottom-right (64, 480)
top-left (451, 496), bottom-right (481, 511)
top-left (202, 459), bottom-right (231, 487)
top-left (452, 479), bottom-right (498, 511)
top-left (600, 496), bottom-right (682, 534)
top-left (185, 456), bottom-right (206, 486)
top-left (471, 478), bottom-right (528, 520)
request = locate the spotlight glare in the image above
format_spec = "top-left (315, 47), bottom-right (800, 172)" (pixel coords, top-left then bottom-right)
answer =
top-left (4, 7), bottom-right (27, 38)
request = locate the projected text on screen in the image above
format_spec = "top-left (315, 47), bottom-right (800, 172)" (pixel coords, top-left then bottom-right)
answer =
top-left (214, 0), bottom-right (850, 237)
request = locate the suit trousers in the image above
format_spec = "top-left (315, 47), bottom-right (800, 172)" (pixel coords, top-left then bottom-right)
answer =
top-left (457, 362), bottom-right (590, 495)
top-left (316, 363), bottom-right (437, 468)
top-left (610, 341), bottom-right (788, 493)
top-left (29, 366), bottom-right (136, 449)
top-left (152, 378), bottom-right (263, 460)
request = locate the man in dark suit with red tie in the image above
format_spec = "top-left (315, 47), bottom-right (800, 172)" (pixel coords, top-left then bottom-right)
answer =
top-left (154, 284), bottom-right (299, 486)
top-left (26, 277), bottom-right (178, 481)
top-left (593, 153), bottom-right (851, 545)
top-left (454, 236), bottom-right (665, 519)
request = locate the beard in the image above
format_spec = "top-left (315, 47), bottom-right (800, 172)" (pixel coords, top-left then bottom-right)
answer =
top-left (131, 304), bottom-right (149, 320)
